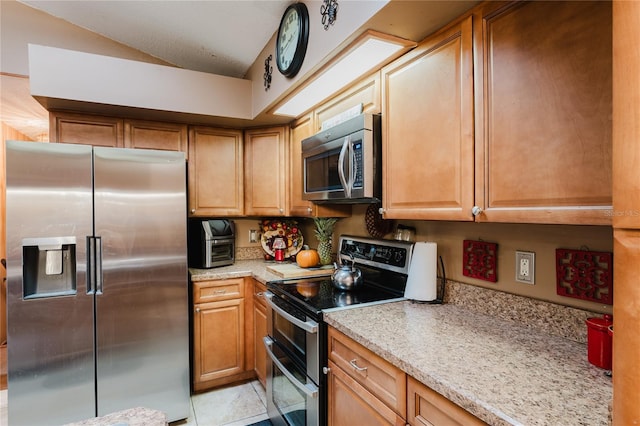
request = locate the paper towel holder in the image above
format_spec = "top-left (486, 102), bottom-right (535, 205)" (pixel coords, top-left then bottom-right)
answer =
top-left (412, 256), bottom-right (446, 305)
top-left (424, 256), bottom-right (447, 305)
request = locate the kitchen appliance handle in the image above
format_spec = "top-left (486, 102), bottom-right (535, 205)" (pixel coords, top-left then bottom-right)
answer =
top-left (264, 336), bottom-right (319, 398)
top-left (264, 292), bottom-right (318, 333)
top-left (338, 135), bottom-right (351, 198)
top-left (87, 236), bottom-right (95, 295)
top-left (95, 236), bottom-right (103, 295)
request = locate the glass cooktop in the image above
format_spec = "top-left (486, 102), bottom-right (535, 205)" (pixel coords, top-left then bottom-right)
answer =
top-left (267, 264), bottom-right (407, 318)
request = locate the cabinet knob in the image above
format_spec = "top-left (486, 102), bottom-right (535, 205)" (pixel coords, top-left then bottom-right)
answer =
top-left (307, 207), bottom-right (313, 213)
top-left (378, 207), bottom-right (385, 215)
top-left (471, 206), bottom-right (483, 216)
top-left (279, 208), bottom-right (284, 213)
top-left (195, 307), bottom-right (200, 313)
top-left (190, 209), bottom-right (196, 214)
top-left (322, 367), bottom-right (331, 375)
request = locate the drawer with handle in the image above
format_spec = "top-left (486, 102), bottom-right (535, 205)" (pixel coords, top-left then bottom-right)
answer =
top-left (193, 278), bottom-right (244, 303)
top-left (328, 326), bottom-right (406, 418)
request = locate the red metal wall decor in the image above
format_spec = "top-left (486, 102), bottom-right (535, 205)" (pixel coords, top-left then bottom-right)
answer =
top-left (462, 240), bottom-right (498, 282)
top-left (556, 248), bottom-right (613, 305)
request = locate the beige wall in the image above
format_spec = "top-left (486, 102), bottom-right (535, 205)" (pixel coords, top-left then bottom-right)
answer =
top-left (291, 206), bottom-right (613, 315)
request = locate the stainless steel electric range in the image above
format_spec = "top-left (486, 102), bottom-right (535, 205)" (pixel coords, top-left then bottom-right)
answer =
top-left (263, 235), bottom-right (414, 426)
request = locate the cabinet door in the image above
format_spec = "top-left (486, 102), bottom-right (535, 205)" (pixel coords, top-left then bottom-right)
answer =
top-left (475, 1), bottom-right (612, 224)
top-left (50, 111), bottom-right (123, 147)
top-left (288, 115), bottom-right (352, 218)
top-left (381, 16), bottom-right (475, 220)
top-left (327, 360), bottom-right (405, 426)
top-left (253, 281), bottom-right (267, 388)
top-left (407, 376), bottom-right (487, 426)
top-left (244, 126), bottom-right (288, 216)
top-left (188, 126), bottom-right (244, 217)
top-left (193, 298), bottom-right (245, 389)
top-left (124, 119), bottom-right (187, 157)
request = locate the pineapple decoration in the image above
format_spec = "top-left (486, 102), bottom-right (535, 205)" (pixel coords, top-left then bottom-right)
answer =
top-left (313, 217), bottom-right (338, 265)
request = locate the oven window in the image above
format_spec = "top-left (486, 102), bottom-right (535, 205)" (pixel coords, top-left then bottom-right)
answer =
top-left (273, 355), bottom-right (309, 426)
top-left (210, 244), bottom-right (233, 261)
top-left (268, 341), bottom-right (319, 426)
top-left (305, 148), bottom-right (341, 193)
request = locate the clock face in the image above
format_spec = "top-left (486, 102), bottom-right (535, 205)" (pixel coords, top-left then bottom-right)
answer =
top-left (276, 3), bottom-right (309, 78)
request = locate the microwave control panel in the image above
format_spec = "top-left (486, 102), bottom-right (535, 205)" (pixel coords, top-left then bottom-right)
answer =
top-left (353, 141), bottom-right (363, 188)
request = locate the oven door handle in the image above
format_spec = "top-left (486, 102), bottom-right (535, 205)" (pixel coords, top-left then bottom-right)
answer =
top-left (264, 291), bottom-right (318, 333)
top-left (264, 336), bottom-right (319, 399)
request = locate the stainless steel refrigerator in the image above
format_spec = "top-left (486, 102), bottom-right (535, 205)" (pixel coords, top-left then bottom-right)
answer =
top-left (5, 141), bottom-right (190, 425)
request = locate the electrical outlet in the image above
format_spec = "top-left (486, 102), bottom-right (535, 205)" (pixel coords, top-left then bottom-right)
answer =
top-left (515, 251), bottom-right (535, 284)
top-left (249, 229), bottom-right (259, 244)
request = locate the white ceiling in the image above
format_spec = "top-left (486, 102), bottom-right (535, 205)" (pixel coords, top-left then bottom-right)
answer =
top-left (2, 1), bottom-right (480, 140)
top-left (18, 0), bottom-right (291, 79)
top-left (2, 0), bottom-right (291, 140)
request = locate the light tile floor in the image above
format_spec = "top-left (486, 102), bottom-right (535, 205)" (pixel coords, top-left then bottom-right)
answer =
top-left (173, 380), bottom-right (269, 426)
top-left (0, 380), bottom-right (268, 426)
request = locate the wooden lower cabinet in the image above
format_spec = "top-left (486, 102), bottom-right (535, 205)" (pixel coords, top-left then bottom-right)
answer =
top-left (252, 280), bottom-right (267, 388)
top-left (407, 377), bottom-right (487, 426)
top-left (327, 326), bottom-right (486, 426)
top-left (327, 327), bottom-right (406, 425)
top-left (192, 278), bottom-right (254, 392)
top-left (328, 360), bottom-right (405, 426)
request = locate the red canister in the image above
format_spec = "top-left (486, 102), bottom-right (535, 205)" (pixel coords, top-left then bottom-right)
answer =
top-left (585, 314), bottom-right (613, 370)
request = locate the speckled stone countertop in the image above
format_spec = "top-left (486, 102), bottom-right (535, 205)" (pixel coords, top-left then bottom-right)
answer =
top-left (324, 301), bottom-right (612, 426)
top-left (189, 259), bottom-right (282, 284)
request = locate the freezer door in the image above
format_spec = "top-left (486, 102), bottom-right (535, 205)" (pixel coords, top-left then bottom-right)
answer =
top-left (93, 147), bottom-right (189, 421)
top-left (5, 141), bottom-right (96, 425)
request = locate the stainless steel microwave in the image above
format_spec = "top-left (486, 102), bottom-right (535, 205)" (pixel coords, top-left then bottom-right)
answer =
top-left (301, 113), bottom-right (381, 203)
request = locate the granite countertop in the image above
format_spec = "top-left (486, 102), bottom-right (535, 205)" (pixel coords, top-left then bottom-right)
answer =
top-left (324, 301), bottom-right (612, 426)
top-left (189, 259), bottom-right (282, 284)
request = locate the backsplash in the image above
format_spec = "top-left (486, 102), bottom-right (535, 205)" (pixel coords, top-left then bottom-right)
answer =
top-left (444, 279), bottom-right (601, 344)
top-left (236, 246), bottom-right (264, 260)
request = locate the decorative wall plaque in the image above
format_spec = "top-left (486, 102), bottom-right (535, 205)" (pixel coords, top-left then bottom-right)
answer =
top-left (462, 240), bottom-right (498, 282)
top-left (556, 248), bottom-right (613, 304)
top-left (321, 0), bottom-right (338, 30)
top-left (263, 54), bottom-right (273, 91)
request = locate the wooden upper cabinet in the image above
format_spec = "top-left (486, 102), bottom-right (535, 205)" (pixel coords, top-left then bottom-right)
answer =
top-left (188, 126), bottom-right (244, 217)
top-left (381, 16), bottom-right (475, 220)
top-left (313, 72), bottom-right (381, 133)
top-left (474, 1), bottom-right (612, 225)
top-left (244, 126), bottom-right (288, 216)
top-left (50, 111), bottom-right (123, 147)
top-left (288, 115), bottom-right (352, 218)
top-left (123, 119), bottom-right (188, 157)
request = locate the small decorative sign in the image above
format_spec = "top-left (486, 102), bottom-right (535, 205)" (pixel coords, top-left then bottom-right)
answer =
top-left (556, 248), bottom-right (613, 304)
top-left (462, 240), bottom-right (498, 282)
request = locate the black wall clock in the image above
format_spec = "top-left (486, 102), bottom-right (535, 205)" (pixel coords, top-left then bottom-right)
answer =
top-left (276, 3), bottom-right (309, 78)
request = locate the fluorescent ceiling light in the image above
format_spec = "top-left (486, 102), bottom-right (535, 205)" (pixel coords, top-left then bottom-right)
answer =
top-left (274, 31), bottom-right (415, 117)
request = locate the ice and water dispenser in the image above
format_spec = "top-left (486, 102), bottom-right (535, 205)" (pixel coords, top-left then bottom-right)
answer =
top-left (22, 236), bottom-right (77, 299)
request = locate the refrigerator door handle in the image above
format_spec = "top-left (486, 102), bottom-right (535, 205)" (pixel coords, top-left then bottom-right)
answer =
top-left (95, 236), bottom-right (103, 295)
top-left (87, 236), bottom-right (95, 295)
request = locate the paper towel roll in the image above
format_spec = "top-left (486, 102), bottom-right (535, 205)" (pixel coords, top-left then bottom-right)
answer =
top-left (404, 242), bottom-right (438, 301)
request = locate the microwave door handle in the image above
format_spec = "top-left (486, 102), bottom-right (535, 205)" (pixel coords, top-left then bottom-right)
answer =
top-left (338, 135), bottom-right (351, 198)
